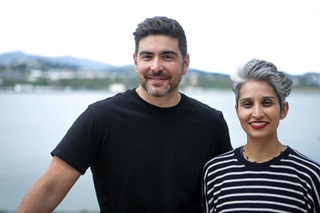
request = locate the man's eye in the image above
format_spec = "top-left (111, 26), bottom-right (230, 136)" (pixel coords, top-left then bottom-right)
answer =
top-left (163, 55), bottom-right (174, 61)
top-left (141, 55), bottom-right (152, 60)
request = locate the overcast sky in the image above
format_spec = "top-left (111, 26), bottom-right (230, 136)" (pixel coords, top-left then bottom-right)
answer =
top-left (1, 0), bottom-right (319, 75)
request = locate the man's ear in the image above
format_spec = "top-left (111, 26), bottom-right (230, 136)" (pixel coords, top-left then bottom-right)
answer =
top-left (133, 53), bottom-right (138, 72)
top-left (182, 54), bottom-right (190, 76)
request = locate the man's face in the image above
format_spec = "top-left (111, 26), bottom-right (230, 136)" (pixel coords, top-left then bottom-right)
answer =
top-left (133, 35), bottom-right (189, 97)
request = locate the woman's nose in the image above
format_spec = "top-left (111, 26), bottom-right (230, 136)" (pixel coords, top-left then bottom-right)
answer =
top-left (252, 105), bottom-right (264, 118)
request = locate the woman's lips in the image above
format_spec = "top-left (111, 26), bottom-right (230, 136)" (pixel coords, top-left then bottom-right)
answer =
top-left (250, 122), bottom-right (268, 129)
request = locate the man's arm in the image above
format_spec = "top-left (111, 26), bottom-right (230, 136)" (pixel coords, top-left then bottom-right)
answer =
top-left (17, 156), bottom-right (81, 213)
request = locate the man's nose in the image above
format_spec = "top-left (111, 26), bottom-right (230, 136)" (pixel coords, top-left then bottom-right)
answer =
top-left (151, 58), bottom-right (163, 72)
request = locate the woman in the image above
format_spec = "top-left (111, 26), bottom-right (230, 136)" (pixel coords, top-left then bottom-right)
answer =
top-left (203, 59), bottom-right (320, 213)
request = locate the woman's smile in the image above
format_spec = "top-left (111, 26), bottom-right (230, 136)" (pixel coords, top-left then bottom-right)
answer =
top-left (249, 121), bottom-right (268, 129)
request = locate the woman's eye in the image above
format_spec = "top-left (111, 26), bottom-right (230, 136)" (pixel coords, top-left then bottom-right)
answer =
top-left (262, 101), bottom-right (273, 107)
top-left (242, 102), bottom-right (252, 108)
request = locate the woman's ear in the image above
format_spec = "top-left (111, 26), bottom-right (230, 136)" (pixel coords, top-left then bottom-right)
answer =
top-left (280, 102), bottom-right (289, 120)
top-left (235, 104), bottom-right (239, 117)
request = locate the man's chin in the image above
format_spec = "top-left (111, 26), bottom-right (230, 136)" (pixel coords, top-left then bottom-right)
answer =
top-left (146, 87), bottom-right (170, 97)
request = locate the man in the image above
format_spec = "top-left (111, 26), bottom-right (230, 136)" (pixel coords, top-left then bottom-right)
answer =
top-left (17, 16), bottom-right (232, 213)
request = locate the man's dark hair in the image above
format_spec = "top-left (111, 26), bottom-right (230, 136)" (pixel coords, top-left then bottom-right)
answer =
top-left (133, 16), bottom-right (187, 58)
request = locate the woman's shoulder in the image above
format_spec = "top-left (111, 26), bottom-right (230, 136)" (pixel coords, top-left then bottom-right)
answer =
top-left (204, 149), bottom-right (238, 170)
top-left (285, 146), bottom-right (320, 175)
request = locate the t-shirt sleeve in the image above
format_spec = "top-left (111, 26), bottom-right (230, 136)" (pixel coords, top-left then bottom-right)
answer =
top-left (51, 107), bottom-right (101, 175)
top-left (216, 111), bottom-right (233, 154)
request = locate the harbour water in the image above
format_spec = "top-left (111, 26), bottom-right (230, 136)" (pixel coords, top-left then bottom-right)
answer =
top-left (0, 90), bottom-right (319, 212)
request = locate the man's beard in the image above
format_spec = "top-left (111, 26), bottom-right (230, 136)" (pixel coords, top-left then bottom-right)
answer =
top-left (139, 70), bottom-right (180, 97)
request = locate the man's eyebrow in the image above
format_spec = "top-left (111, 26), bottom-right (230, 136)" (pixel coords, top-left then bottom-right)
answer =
top-left (139, 50), bottom-right (153, 55)
top-left (161, 50), bottom-right (178, 56)
top-left (138, 50), bottom-right (178, 56)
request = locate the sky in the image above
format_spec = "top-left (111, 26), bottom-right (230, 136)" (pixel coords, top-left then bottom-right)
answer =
top-left (1, 0), bottom-right (319, 75)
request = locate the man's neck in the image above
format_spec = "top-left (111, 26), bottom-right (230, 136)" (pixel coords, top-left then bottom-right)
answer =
top-left (135, 87), bottom-right (181, 108)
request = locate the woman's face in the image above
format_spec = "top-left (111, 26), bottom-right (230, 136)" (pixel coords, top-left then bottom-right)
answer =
top-left (236, 80), bottom-right (288, 141)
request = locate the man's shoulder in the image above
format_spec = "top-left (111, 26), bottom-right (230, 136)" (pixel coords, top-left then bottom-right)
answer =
top-left (91, 89), bottom-right (134, 106)
top-left (182, 93), bottom-right (223, 116)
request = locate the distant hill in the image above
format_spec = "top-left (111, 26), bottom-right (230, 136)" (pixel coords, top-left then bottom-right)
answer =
top-left (0, 51), bottom-right (319, 92)
top-left (0, 51), bottom-right (117, 71)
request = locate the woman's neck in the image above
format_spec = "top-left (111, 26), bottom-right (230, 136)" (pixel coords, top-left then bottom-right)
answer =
top-left (243, 139), bottom-right (286, 163)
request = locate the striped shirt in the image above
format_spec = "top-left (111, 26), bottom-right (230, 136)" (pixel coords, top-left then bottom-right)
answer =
top-left (203, 146), bottom-right (320, 213)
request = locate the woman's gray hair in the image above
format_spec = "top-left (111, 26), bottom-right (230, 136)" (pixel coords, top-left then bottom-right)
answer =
top-left (231, 59), bottom-right (293, 110)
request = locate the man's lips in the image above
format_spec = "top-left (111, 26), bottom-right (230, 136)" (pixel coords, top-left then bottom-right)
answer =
top-left (249, 122), bottom-right (268, 129)
top-left (148, 77), bottom-right (166, 84)
top-left (148, 76), bottom-right (167, 80)
top-left (147, 74), bottom-right (169, 85)
top-left (146, 71), bottom-right (170, 80)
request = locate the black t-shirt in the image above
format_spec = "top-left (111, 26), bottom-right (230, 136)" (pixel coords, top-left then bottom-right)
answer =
top-left (52, 89), bottom-right (232, 213)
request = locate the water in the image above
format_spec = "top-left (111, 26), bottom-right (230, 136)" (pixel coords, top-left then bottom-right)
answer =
top-left (1, 90), bottom-right (320, 212)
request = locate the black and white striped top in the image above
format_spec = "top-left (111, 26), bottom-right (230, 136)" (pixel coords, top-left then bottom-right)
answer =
top-left (203, 146), bottom-right (320, 213)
